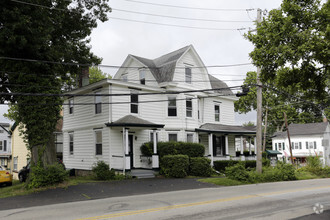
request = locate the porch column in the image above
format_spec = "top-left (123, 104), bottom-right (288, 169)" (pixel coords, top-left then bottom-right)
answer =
top-left (225, 135), bottom-right (230, 160)
top-left (124, 128), bottom-right (130, 170)
top-left (152, 129), bottom-right (159, 169)
top-left (208, 133), bottom-right (213, 166)
top-left (249, 137), bottom-right (252, 155)
top-left (240, 135), bottom-right (245, 161)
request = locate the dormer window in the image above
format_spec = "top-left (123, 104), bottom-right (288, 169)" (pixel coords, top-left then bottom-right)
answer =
top-left (139, 69), bottom-right (146, 85)
top-left (185, 67), bottom-right (192, 84)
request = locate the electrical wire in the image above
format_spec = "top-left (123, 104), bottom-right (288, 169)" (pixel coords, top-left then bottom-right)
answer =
top-left (109, 16), bottom-right (249, 31)
top-left (0, 86), bottom-right (241, 97)
top-left (122, 0), bottom-right (255, 12)
top-left (0, 57), bottom-right (253, 68)
top-left (112, 8), bottom-right (253, 23)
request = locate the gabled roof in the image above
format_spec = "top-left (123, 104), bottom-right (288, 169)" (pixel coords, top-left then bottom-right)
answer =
top-left (196, 123), bottom-right (256, 134)
top-left (0, 123), bottom-right (10, 134)
top-left (273, 122), bottom-right (329, 138)
top-left (131, 45), bottom-right (190, 83)
top-left (105, 115), bottom-right (164, 128)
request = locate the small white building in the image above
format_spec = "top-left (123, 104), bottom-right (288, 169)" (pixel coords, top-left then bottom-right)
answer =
top-left (272, 122), bottom-right (330, 166)
top-left (0, 123), bottom-right (11, 169)
top-left (62, 45), bottom-right (256, 172)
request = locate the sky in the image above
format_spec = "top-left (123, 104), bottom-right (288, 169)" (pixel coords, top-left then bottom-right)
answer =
top-left (0, 0), bottom-right (284, 125)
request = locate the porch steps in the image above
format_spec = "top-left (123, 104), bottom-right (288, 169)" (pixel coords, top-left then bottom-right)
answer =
top-left (130, 169), bottom-right (155, 179)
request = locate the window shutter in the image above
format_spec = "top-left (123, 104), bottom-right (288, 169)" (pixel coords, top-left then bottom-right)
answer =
top-left (283, 142), bottom-right (285, 150)
top-left (314, 141), bottom-right (317, 149)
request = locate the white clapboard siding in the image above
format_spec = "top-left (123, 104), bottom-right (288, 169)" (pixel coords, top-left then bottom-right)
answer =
top-left (63, 86), bottom-right (109, 131)
top-left (203, 97), bottom-right (235, 125)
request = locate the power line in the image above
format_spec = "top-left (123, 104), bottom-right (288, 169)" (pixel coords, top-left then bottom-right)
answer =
top-left (2, 94), bottom-right (234, 106)
top-left (109, 16), bottom-right (249, 31)
top-left (0, 57), bottom-right (253, 68)
top-left (113, 8), bottom-right (253, 23)
top-left (0, 86), bottom-right (241, 98)
top-left (122, 0), bottom-right (255, 12)
top-left (10, 0), bottom-right (70, 12)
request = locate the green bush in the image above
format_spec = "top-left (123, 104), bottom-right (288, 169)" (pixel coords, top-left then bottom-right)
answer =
top-left (189, 157), bottom-right (212, 177)
top-left (306, 156), bottom-right (322, 169)
top-left (225, 163), bottom-right (250, 182)
top-left (140, 142), bottom-right (153, 157)
top-left (161, 155), bottom-right (189, 178)
top-left (140, 142), bottom-right (205, 158)
top-left (245, 160), bottom-right (257, 169)
top-left (28, 163), bottom-right (69, 188)
top-left (92, 161), bottom-right (115, 180)
top-left (213, 160), bottom-right (239, 173)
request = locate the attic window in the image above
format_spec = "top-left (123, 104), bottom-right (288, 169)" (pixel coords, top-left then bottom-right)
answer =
top-left (122, 73), bottom-right (128, 82)
top-left (185, 67), bottom-right (192, 84)
top-left (139, 69), bottom-right (146, 85)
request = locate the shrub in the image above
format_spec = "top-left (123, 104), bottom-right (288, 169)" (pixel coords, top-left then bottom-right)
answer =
top-left (189, 157), bottom-right (212, 177)
top-left (245, 160), bottom-right (257, 169)
top-left (140, 142), bottom-right (153, 157)
top-left (140, 142), bottom-right (205, 158)
top-left (28, 163), bottom-right (69, 188)
top-left (243, 151), bottom-right (250, 156)
top-left (213, 160), bottom-right (256, 173)
top-left (306, 156), bottom-right (322, 169)
top-left (225, 163), bottom-right (250, 182)
top-left (92, 161), bottom-right (115, 180)
top-left (161, 155), bottom-right (189, 178)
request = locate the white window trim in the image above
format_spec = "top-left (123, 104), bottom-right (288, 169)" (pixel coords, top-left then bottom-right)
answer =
top-left (95, 91), bottom-right (102, 115)
top-left (139, 69), bottom-right (146, 85)
top-left (167, 96), bottom-right (177, 117)
top-left (94, 129), bottom-right (103, 156)
top-left (68, 98), bottom-right (74, 115)
top-left (130, 92), bottom-right (139, 114)
top-left (186, 133), bottom-right (194, 143)
top-left (186, 98), bottom-right (193, 118)
top-left (185, 67), bottom-right (192, 84)
top-left (69, 132), bottom-right (74, 156)
top-left (214, 104), bottom-right (220, 122)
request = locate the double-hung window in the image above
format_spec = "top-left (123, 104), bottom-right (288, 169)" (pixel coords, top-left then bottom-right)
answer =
top-left (139, 69), bottom-right (146, 85)
top-left (69, 98), bottom-right (74, 114)
top-left (95, 92), bottom-right (102, 114)
top-left (3, 140), bottom-right (6, 152)
top-left (187, 133), bottom-right (194, 143)
top-left (168, 133), bottom-right (178, 142)
top-left (95, 130), bottom-right (102, 155)
top-left (0, 141), bottom-right (2, 151)
top-left (130, 93), bottom-right (138, 114)
top-left (215, 105), bottom-right (220, 122)
top-left (13, 157), bottom-right (18, 171)
top-left (186, 98), bottom-right (192, 117)
top-left (69, 132), bottom-right (74, 155)
top-left (168, 97), bottom-right (177, 117)
top-left (185, 67), bottom-right (192, 84)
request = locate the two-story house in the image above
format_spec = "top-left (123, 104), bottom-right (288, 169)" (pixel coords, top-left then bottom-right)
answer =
top-left (62, 45), bottom-right (256, 173)
top-left (0, 122), bottom-right (11, 169)
top-left (272, 122), bottom-right (330, 166)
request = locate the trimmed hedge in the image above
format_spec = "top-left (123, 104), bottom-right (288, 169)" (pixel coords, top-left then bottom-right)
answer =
top-left (140, 142), bottom-right (205, 158)
top-left (214, 159), bottom-right (271, 173)
top-left (160, 155), bottom-right (189, 178)
top-left (189, 157), bottom-right (212, 177)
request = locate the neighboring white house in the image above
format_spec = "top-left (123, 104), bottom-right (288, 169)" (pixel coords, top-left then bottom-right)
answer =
top-left (0, 123), bottom-right (11, 169)
top-left (62, 45), bottom-right (256, 172)
top-left (272, 122), bottom-right (330, 166)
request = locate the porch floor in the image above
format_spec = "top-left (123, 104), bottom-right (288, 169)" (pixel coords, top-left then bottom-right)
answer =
top-left (130, 169), bottom-right (156, 179)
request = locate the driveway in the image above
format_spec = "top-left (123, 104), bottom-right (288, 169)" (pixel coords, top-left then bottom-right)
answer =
top-left (0, 178), bottom-right (217, 211)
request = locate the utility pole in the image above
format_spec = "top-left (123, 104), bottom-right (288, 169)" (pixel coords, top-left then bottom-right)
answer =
top-left (256, 8), bottom-right (263, 174)
top-left (283, 112), bottom-right (294, 164)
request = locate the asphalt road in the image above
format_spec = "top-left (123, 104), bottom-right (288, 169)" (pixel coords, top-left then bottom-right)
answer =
top-left (1, 178), bottom-right (330, 219)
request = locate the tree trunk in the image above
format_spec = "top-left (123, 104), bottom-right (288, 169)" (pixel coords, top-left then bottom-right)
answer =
top-left (31, 134), bottom-right (56, 166)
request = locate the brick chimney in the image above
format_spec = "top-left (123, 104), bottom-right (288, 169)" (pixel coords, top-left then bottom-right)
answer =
top-left (79, 67), bottom-right (89, 87)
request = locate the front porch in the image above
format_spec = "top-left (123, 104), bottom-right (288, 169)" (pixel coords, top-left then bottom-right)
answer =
top-left (196, 123), bottom-right (257, 165)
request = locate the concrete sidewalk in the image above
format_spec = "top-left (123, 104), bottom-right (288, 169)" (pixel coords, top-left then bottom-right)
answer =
top-left (0, 178), bottom-right (217, 211)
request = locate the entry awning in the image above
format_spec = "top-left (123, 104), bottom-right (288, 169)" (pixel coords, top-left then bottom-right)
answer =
top-left (195, 123), bottom-right (256, 135)
top-left (266, 150), bottom-right (282, 155)
top-left (105, 115), bottom-right (164, 128)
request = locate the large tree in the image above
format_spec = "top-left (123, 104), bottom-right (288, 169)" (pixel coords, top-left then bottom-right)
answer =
top-left (246, 0), bottom-right (329, 119)
top-left (0, 0), bottom-right (111, 166)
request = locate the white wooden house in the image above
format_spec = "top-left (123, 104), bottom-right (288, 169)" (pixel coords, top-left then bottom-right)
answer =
top-left (0, 123), bottom-right (11, 169)
top-left (62, 45), bottom-right (256, 172)
top-left (272, 122), bottom-right (330, 166)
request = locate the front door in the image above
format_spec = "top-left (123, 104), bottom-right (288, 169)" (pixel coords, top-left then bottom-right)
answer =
top-left (128, 135), bottom-right (134, 168)
top-left (213, 136), bottom-right (225, 156)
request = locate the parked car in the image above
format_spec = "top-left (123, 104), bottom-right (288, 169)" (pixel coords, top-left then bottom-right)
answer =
top-left (18, 159), bottom-right (66, 182)
top-left (0, 165), bottom-right (13, 186)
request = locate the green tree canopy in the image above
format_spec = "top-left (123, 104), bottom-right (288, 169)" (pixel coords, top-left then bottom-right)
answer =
top-left (89, 66), bottom-right (110, 84)
top-left (246, 0), bottom-right (329, 119)
top-left (0, 0), bottom-right (111, 165)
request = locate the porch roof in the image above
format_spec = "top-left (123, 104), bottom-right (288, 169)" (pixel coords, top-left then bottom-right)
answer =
top-left (105, 115), bottom-right (165, 128)
top-left (266, 150), bottom-right (282, 155)
top-left (196, 123), bottom-right (256, 135)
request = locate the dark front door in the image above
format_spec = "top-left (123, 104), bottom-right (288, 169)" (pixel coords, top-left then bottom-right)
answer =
top-left (213, 135), bottom-right (225, 156)
top-left (128, 135), bottom-right (134, 168)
